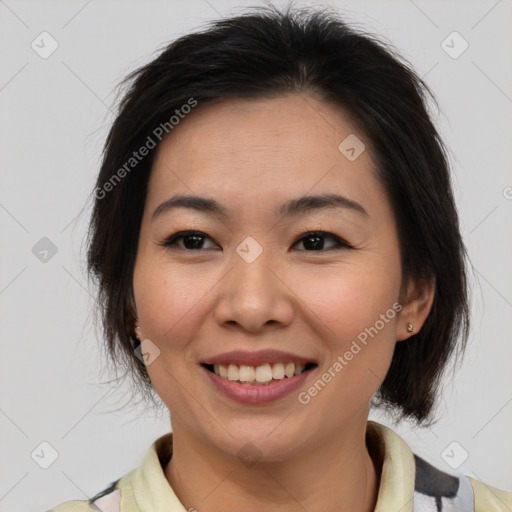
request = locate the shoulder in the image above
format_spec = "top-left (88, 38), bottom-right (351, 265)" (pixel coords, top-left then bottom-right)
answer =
top-left (368, 421), bottom-right (512, 512)
top-left (47, 478), bottom-right (122, 512)
top-left (413, 452), bottom-right (512, 511)
top-left (46, 432), bottom-right (175, 512)
top-left (468, 475), bottom-right (512, 512)
top-left (46, 501), bottom-right (92, 512)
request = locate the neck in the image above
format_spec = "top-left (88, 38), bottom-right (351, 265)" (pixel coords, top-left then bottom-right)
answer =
top-left (164, 417), bottom-right (381, 512)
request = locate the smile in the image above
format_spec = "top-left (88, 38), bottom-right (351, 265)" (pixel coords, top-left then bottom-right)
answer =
top-left (203, 362), bottom-right (317, 385)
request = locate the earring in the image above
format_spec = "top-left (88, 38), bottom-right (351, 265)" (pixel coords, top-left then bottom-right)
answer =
top-left (131, 321), bottom-right (142, 350)
top-left (406, 322), bottom-right (414, 333)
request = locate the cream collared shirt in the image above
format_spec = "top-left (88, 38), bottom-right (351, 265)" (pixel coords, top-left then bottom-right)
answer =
top-left (48, 421), bottom-right (512, 512)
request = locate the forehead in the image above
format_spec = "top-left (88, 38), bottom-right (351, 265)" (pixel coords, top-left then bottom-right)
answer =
top-left (145, 93), bottom-right (385, 221)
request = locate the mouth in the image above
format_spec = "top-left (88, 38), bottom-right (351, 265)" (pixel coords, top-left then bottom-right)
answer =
top-left (201, 362), bottom-right (318, 386)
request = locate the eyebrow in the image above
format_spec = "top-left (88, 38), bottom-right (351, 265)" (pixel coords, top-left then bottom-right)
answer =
top-left (151, 193), bottom-right (368, 223)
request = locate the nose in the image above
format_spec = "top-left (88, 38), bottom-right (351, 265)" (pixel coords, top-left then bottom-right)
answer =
top-left (213, 247), bottom-right (295, 333)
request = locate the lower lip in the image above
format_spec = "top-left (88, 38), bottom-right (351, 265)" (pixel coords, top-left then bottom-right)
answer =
top-left (202, 366), bottom-right (313, 404)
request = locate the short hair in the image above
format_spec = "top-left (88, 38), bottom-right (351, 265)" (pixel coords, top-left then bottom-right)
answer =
top-left (85, 3), bottom-right (470, 425)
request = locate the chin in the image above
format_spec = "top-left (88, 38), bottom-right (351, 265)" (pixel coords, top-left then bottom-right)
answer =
top-left (204, 418), bottom-right (308, 464)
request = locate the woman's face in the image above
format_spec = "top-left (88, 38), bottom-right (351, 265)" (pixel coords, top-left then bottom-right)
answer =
top-left (133, 93), bottom-right (411, 459)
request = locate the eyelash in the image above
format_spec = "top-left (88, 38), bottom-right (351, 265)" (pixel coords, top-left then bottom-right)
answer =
top-left (158, 230), bottom-right (353, 252)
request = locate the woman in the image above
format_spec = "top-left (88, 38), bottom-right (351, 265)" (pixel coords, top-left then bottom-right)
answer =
top-left (50, 4), bottom-right (511, 511)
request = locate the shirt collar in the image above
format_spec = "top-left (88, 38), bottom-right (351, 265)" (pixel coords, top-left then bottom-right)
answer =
top-left (367, 420), bottom-right (415, 512)
top-left (119, 420), bottom-right (415, 512)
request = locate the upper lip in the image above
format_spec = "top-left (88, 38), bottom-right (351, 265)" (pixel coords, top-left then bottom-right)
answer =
top-left (202, 349), bottom-right (317, 367)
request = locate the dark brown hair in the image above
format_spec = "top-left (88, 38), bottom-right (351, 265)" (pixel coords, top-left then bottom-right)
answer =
top-left (85, 3), bottom-right (470, 425)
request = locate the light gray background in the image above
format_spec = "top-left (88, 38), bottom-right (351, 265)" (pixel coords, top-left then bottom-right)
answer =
top-left (1, 1), bottom-right (511, 510)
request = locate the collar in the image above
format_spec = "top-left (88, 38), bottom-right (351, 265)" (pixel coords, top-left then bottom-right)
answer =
top-left (367, 420), bottom-right (415, 511)
top-left (117, 420), bottom-right (416, 512)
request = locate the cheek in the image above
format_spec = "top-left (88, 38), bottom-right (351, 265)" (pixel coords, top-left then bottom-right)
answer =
top-left (133, 259), bottom-right (225, 373)
top-left (291, 262), bottom-right (400, 405)
top-left (297, 267), bottom-right (400, 418)
top-left (294, 262), bottom-right (401, 343)
top-left (132, 260), bottom-right (209, 410)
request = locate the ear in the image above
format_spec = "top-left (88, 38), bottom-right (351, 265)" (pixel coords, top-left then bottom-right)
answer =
top-left (133, 318), bottom-right (141, 340)
top-left (396, 275), bottom-right (435, 341)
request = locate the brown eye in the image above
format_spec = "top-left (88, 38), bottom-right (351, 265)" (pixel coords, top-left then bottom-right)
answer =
top-left (292, 232), bottom-right (352, 251)
top-left (160, 231), bottom-right (219, 251)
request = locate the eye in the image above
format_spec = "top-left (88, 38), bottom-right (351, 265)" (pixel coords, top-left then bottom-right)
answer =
top-left (159, 230), bottom-right (219, 251)
top-left (291, 231), bottom-right (353, 252)
top-left (159, 230), bottom-right (353, 252)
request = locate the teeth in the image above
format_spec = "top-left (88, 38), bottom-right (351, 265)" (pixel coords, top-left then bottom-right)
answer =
top-left (294, 363), bottom-right (305, 376)
top-left (255, 364), bottom-right (273, 383)
top-left (272, 363), bottom-right (285, 379)
top-left (211, 362), bottom-right (310, 384)
top-left (239, 365), bottom-right (255, 382)
top-left (227, 364), bottom-right (239, 381)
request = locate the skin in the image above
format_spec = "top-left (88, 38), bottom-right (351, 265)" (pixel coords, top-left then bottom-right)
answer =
top-left (132, 92), bottom-right (435, 512)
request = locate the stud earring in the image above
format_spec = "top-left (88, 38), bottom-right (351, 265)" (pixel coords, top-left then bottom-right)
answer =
top-left (406, 322), bottom-right (414, 333)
